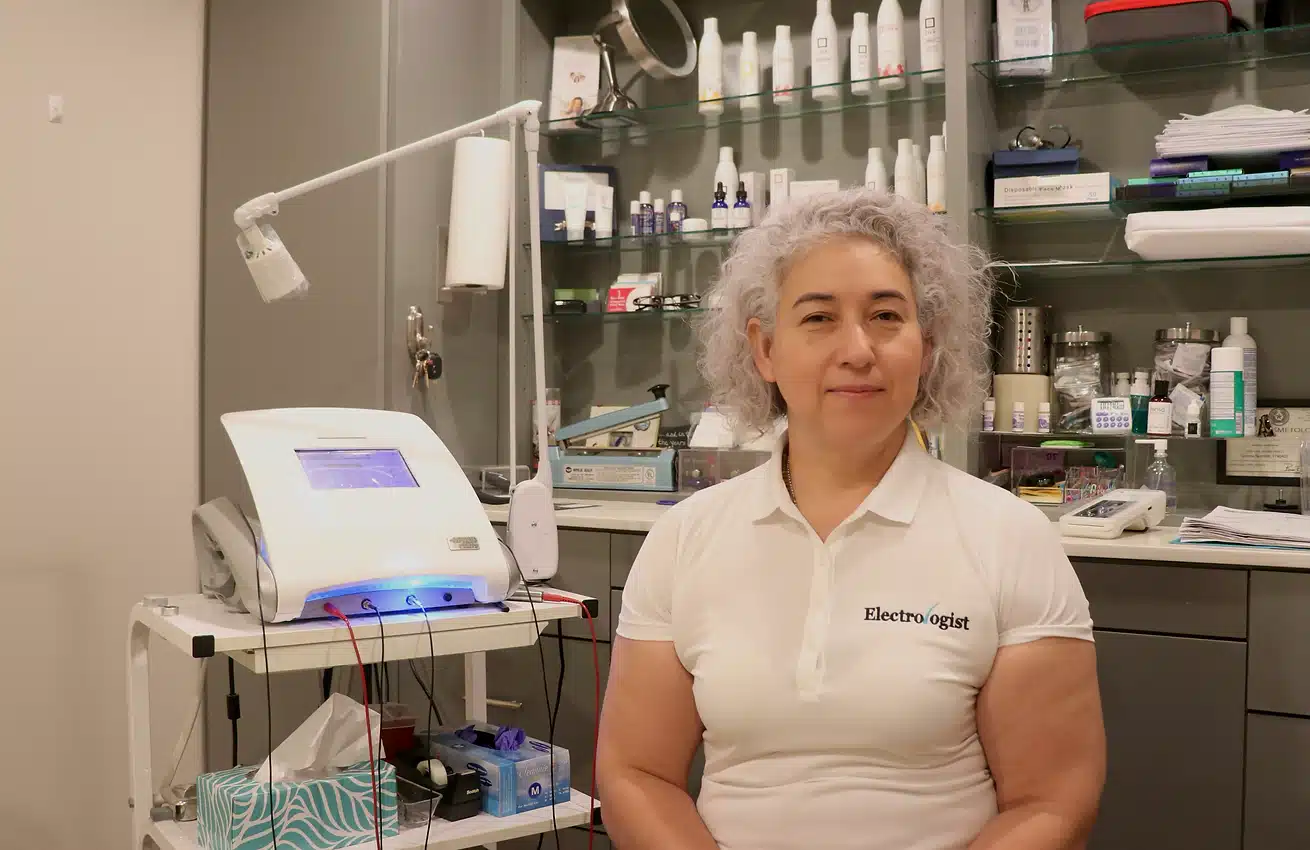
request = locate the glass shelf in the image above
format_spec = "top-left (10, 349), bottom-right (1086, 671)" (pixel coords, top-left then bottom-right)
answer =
top-left (974, 23), bottom-right (1310, 87)
top-left (977, 185), bottom-right (1310, 223)
top-left (541, 71), bottom-right (945, 141)
top-left (978, 431), bottom-right (1222, 442)
top-left (1002, 252), bottom-right (1310, 280)
top-left (522, 308), bottom-right (704, 324)
top-left (532, 228), bottom-right (746, 253)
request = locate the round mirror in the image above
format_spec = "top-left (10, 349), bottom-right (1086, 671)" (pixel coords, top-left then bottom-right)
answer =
top-left (610, 0), bottom-right (696, 79)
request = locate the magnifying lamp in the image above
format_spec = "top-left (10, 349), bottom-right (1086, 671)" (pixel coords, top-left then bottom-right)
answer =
top-left (231, 99), bottom-right (559, 582)
top-left (579, 0), bottom-right (697, 130)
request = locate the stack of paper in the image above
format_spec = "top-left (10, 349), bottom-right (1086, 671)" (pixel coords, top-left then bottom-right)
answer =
top-left (1156, 105), bottom-right (1310, 158)
top-left (1178, 506), bottom-right (1310, 549)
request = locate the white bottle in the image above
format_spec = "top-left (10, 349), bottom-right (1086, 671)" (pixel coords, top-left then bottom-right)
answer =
top-left (926, 135), bottom-right (946, 212)
top-left (913, 142), bottom-right (927, 204)
top-left (773, 25), bottom-right (796, 105)
top-left (919, 0), bottom-right (944, 83)
top-left (850, 12), bottom-right (873, 95)
top-left (876, 0), bottom-right (906, 91)
top-left (982, 397), bottom-right (996, 432)
top-left (811, 0), bottom-right (841, 100)
top-left (893, 138), bottom-right (916, 200)
top-left (1223, 316), bottom-right (1258, 438)
top-left (739, 31), bottom-right (762, 111)
top-left (698, 18), bottom-right (724, 115)
top-left (1037, 401), bottom-right (1051, 434)
top-left (1011, 401), bottom-right (1026, 433)
top-left (714, 147), bottom-right (738, 205)
top-left (865, 147), bottom-right (889, 193)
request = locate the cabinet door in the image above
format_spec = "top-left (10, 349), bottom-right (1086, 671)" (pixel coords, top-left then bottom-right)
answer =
top-left (1245, 712), bottom-right (1310, 850)
top-left (1248, 572), bottom-right (1310, 716)
top-left (488, 637), bottom-right (611, 848)
top-left (1090, 631), bottom-right (1245, 850)
top-left (554, 530), bottom-right (613, 642)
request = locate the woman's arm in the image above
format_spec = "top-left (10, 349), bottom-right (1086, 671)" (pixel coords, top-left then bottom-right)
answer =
top-left (597, 636), bottom-right (719, 850)
top-left (971, 637), bottom-right (1106, 850)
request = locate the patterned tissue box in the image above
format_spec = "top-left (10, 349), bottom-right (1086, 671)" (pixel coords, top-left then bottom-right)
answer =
top-left (197, 761), bottom-right (399, 850)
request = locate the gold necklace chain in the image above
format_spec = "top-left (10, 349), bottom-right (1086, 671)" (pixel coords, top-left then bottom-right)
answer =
top-left (782, 446), bottom-right (797, 504)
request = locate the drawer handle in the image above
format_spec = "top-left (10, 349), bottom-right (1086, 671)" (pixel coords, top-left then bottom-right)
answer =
top-left (487, 697), bottom-right (522, 710)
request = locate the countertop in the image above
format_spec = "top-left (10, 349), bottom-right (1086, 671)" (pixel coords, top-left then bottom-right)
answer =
top-left (485, 500), bottom-right (1310, 571)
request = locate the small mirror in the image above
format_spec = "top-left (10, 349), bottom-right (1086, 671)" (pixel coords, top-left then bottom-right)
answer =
top-left (580, 0), bottom-right (696, 129)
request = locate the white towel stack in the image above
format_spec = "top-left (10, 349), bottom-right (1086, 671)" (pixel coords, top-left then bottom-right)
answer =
top-left (1155, 104), bottom-right (1310, 158)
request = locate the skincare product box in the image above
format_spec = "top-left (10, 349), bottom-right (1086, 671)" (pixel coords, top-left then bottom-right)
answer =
top-left (995, 0), bottom-right (1054, 77)
top-left (428, 728), bottom-right (570, 817)
top-left (769, 168), bottom-right (795, 205)
top-left (548, 36), bottom-right (601, 122)
top-left (740, 171), bottom-right (768, 225)
top-left (537, 164), bottom-right (618, 242)
top-left (198, 761), bottom-right (399, 850)
top-left (607, 273), bottom-right (660, 312)
top-left (790, 179), bottom-right (842, 199)
top-left (994, 172), bottom-right (1117, 208)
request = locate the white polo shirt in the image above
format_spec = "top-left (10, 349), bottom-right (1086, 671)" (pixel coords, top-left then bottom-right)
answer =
top-left (616, 431), bottom-right (1093, 850)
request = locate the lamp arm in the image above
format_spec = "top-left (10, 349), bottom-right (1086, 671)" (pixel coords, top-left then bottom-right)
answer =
top-left (523, 112), bottom-right (551, 491)
top-left (233, 99), bottom-right (543, 230)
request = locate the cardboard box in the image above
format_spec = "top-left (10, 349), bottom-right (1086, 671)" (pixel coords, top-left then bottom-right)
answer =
top-left (197, 761), bottom-right (398, 850)
top-left (769, 168), bottom-right (794, 206)
top-left (993, 172), bottom-right (1117, 208)
top-left (429, 730), bottom-right (570, 817)
top-left (739, 171), bottom-right (768, 225)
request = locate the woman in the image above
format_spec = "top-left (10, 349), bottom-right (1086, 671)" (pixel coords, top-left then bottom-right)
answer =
top-left (596, 189), bottom-right (1105, 850)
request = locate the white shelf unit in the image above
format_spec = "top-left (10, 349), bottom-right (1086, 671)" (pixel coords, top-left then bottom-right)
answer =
top-left (128, 593), bottom-right (599, 850)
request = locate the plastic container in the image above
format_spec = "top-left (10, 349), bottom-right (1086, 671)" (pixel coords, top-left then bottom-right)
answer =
top-left (1050, 327), bottom-right (1112, 434)
top-left (1154, 323), bottom-right (1220, 434)
top-left (396, 776), bottom-right (444, 828)
top-left (378, 702), bottom-right (417, 758)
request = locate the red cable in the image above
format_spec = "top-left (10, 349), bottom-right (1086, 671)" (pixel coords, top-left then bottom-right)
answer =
top-left (542, 594), bottom-right (601, 850)
top-left (324, 604), bottom-right (383, 850)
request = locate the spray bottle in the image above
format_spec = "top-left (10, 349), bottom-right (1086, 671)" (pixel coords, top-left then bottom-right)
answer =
top-left (1137, 439), bottom-right (1176, 512)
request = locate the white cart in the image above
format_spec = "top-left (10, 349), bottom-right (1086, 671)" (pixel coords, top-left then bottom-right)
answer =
top-left (127, 593), bottom-right (599, 850)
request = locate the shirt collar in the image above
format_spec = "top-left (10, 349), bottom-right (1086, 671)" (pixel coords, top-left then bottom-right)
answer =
top-left (748, 426), bottom-right (932, 526)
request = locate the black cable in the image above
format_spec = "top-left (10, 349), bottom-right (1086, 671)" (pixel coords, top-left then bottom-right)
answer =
top-left (408, 597), bottom-right (440, 850)
top-left (237, 511), bottom-right (279, 850)
top-left (226, 658), bottom-right (240, 768)
top-left (321, 669), bottom-right (333, 703)
top-left (365, 604), bottom-right (387, 708)
top-left (406, 659), bottom-right (445, 727)
top-left (537, 620), bottom-right (567, 850)
top-left (502, 542), bottom-right (559, 846)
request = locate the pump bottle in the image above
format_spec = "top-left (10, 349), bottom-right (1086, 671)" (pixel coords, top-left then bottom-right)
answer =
top-left (1139, 439), bottom-right (1177, 511)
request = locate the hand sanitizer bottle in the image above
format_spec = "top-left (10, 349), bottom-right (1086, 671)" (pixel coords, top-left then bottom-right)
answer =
top-left (731, 181), bottom-right (752, 229)
top-left (710, 182), bottom-right (730, 230)
top-left (1140, 439), bottom-right (1177, 511)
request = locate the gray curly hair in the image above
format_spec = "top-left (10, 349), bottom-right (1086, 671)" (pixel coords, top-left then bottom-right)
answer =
top-left (696, 188), bottom-right (995, 431)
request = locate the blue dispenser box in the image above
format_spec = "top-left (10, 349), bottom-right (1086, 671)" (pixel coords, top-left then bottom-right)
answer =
top-left (197, 761), bottom-right (398, 850)
top-left (429, 729), bottom-right (571, 817)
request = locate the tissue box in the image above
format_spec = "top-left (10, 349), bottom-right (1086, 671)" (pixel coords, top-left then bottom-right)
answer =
top-left (429, 731), bottom-right (570, 817)
top-left (197, 761), bottom-right (398, 850)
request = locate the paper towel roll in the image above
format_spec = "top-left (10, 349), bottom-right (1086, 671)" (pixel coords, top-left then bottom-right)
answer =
top-left (445, 136), bottom-right (511, 290)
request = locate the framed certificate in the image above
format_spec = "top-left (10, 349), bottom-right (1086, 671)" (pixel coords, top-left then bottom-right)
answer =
top-left (1217, 401), bottom-right (1310, 485)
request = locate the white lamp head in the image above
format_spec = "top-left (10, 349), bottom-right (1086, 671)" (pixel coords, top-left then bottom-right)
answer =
top-left (236, 222), bottom-right (308, 303)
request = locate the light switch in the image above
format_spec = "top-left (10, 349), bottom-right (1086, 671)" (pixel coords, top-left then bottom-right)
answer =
top-left (48, 95), bottom-right (64, 123)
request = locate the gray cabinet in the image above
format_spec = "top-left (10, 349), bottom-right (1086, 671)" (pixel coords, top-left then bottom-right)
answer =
top-left (553, 530), bottom-right (614, 642)
top-left (1244, 713), bottom-right (1310, 850)
top-left (1248, 572), bottom-right (1310, 717)
top-left (1090, 631), bottom-right (1245, 850)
